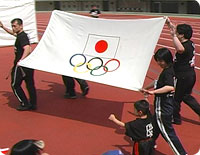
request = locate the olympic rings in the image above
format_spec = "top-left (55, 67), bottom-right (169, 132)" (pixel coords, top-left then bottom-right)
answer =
top-left (90, 65), bottom-right (108, 76)
top-left (69, 54), bottom-right (86, 67)
top-left (69, 53), bottom-right (120, 76)
top-left (73, 62), bottom-right (92, 73)
top-left (104, 58), bottom-right (120, 72)
top-left (86, 57), bottom-right (103, 70)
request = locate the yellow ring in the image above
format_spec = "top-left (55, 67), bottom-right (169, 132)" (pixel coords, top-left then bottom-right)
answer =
top-left (73, 62), bottom-right (92, 74)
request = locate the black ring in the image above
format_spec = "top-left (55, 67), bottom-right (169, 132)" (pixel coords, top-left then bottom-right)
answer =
top-left (86, 57), bottom-right (103, 70)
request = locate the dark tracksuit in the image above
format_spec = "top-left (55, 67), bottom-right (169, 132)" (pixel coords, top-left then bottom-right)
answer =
top-left (62, 75), bottom-right (88, 96)
top-left (11, 31), bottom-right (37, 107)
top-left (153, 65), bottom-right (187, 155)
top-left (173, 40), bottom-right (200, 122)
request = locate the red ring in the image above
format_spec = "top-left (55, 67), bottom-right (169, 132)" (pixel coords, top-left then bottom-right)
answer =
top-left (104, 58), bottom-right (120, 72)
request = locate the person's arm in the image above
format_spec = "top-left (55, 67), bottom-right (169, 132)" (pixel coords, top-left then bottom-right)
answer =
top-left (145, 85), bottom-right (174, 95)
top-left (143, 80), bottom-right (156, 90)
top-left (19, 45), bottom-right (31, 61)
top-left (172, 34), bottom-right (185, 54)
top-left (0, 21), bottom-right (16, 36)
top-left (108, 114), bottom-right (125, 127)
top-left (140, 80), bottom-right (156, 94)
top-left (165, 18), bottom-right (184, 54)
top-left (140, 80), bottom-right (156, 100)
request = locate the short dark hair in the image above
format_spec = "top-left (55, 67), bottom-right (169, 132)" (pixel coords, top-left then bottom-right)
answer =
top-left (176, 24), bottom-right (193, 39)
top-left (10, 140), bottom-right (41, 155)
top-left (134, 100), bottom-right (150, 115)
top-left (11, 18), bottom-right (23, 25)
top-left (154, 48), bottom-right (173, 65)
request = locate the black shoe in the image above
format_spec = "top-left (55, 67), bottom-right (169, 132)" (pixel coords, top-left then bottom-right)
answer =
top-left (17, 105), bottom-right (31, 111)
top-left (64, 93), bottom-right (77, 99)
top-left (81, 86), bottom-right (89, 96)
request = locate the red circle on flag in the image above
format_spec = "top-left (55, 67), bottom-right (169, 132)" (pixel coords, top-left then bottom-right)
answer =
top-left (95, 40), bottom-right (108, 53)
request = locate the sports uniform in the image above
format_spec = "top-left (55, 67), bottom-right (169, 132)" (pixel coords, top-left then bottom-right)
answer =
top-left (153, 64), bottom-right (187, 155)
top-left (173, 40), bottom-right (200, 123)
top-left (11, 31), bottom-right (37, 110)
top-left (125, 114), bottom-right (154, 155)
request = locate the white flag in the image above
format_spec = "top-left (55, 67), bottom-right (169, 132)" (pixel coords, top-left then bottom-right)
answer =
top-left (0, 0), bottom-right (38, 46)
top-left (19, 10), bottom-right (166, 91)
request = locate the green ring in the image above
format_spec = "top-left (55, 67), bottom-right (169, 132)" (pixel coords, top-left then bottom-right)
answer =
top-left (90, 66), bottom-right (108, 76)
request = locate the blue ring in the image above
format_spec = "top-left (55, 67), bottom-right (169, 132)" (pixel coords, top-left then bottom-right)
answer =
top-left (69, 54), bottom-right (86, 67)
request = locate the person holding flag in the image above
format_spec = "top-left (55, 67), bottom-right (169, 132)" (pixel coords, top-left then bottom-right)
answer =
top-left (141, 48), bottom-right (187, 154)
top-left (166, 17), bottom-right (200, 125)
top-left (0, 18), bottom-right (37, 111)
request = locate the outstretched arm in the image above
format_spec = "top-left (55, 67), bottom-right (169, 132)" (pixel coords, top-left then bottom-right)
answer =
top-left (108, 114), bottom-right (125, 127)
top-left (165, 18), bottom-right (184, 53)
top-left (0, 21), bottom-right (16, 36)
top-left (140, 80), bottom-right (156, 100)
top-left (143, 85), bottom-right (174, 95)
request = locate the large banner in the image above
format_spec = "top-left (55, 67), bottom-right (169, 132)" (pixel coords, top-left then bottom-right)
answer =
top-left (0, 0), bottom-right (38, 46)
top-left (19, 10), bottom-right (166, 91)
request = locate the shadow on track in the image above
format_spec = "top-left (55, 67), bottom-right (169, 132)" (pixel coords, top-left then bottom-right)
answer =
top-left (0, 80), bottom-right (124, 128)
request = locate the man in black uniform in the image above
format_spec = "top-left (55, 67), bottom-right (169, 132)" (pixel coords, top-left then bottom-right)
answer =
top-left (109, 100), bottom-right (154, 155)
top-left (166, 18), bottom-right (200, 125)
top-left (0, 18), bottom-right (37, 111)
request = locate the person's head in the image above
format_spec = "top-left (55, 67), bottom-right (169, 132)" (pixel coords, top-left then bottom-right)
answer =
top-left (176, 24), bottom-right (193, 40)
top-left (10, 139), bottom-right (46, 155)
top-left (133, 100), bottom-right (150, 116)
top-left (11, 18), bottom-right (23, 34)
top-left (91, 5), bottom-right (97, 9)
top-left (154, 48), bottom-right (173, 69)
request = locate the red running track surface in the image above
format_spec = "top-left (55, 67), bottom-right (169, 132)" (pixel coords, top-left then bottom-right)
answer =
top-left (0, 12), bottom-right (199, 155)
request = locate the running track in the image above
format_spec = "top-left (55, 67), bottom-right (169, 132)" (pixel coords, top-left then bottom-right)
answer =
top-left (0, 12), bottom-right (199, 155)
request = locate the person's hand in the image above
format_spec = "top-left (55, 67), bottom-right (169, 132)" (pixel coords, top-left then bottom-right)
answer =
top-left (0, 21), bottom-right (3, 28)
top-left (140, 88), bottom-right (150, 94)
top-left (165, 17), bottom-right (170, 25)
top-left (140, 89), bottom-right (154, 95)
top-left (108, 114), bottom-right (115, 121)
top-left (139, 88), bottom-right (146, 94)
top-left (146, 90), bottom-right (155, 95)
top-left (165, 17), bottom-right (176, 37)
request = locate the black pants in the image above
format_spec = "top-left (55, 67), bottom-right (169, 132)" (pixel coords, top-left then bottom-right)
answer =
top-left (133, 139), bottom-right (154, 155)
top-left (174, 70), bottom-right (200, 121)
top-left (62, 75), bottom-right (88, 96)
top-left (153, 96), bottom-right (187, 155)
top-left (11, 66), bottom-right (37, 107)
